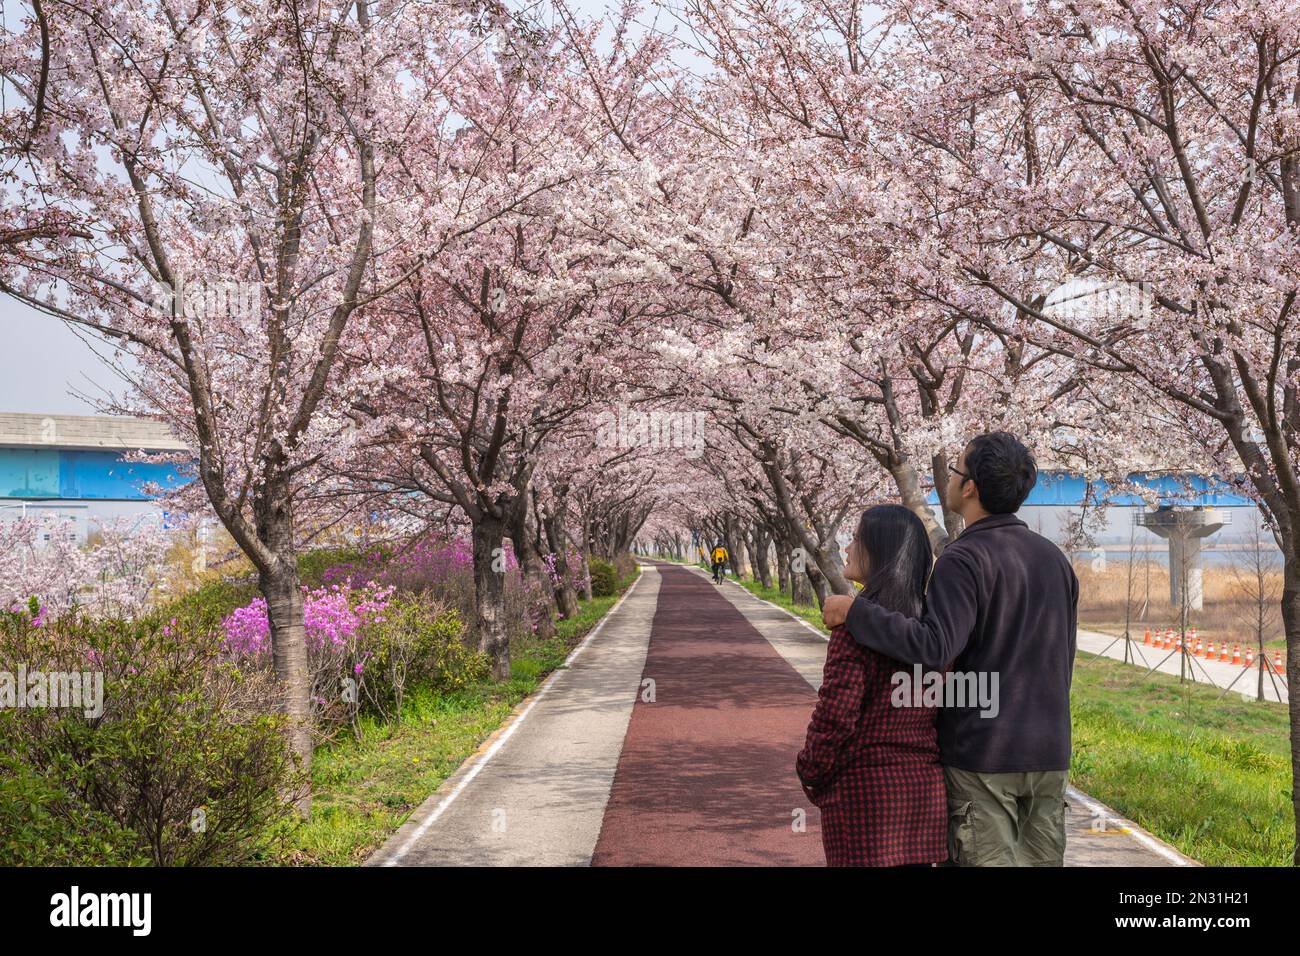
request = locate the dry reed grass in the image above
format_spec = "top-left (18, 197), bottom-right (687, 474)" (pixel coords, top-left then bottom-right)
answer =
top-left (1075, 559), bottom-right (1287, 653)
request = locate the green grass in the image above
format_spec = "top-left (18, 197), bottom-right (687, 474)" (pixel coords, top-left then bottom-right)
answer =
top-left (281, 569), bottom-right (638, 865)
top-left (725, 570), bottom-right (1294, 866)
top-left (734, 576), bottom-right (828, 633)
top-left (1069, 655), bottom-right (1293, 866)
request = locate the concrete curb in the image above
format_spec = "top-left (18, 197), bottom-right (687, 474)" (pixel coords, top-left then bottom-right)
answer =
top-left (1064, 785), bottom-right (1201, 867)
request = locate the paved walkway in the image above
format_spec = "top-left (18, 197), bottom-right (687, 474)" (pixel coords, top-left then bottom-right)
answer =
top-left (366, 568), bottom-right (661, 866)
top-left (368, 561), bottom-right (1197, 866)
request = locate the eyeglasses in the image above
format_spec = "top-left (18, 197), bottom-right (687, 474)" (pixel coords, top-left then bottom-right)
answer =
top-left (949, 464), bottom-right (971, 482)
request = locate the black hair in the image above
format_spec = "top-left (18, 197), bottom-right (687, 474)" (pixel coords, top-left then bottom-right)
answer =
top-left (855, 504), bottom-right (933, 619)
top-left (963, 431), bottom-right (1037, 514)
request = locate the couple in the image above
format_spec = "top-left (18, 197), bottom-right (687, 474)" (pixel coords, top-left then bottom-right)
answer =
top-left (796, 432), bottom-right (1079, 867)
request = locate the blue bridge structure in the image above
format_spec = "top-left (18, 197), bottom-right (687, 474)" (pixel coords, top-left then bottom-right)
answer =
top-left (0, 412), bottom-right (190, 543)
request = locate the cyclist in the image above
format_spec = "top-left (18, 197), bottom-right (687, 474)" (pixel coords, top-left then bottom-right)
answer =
top-left (710, 542), bottom-right (729, 583)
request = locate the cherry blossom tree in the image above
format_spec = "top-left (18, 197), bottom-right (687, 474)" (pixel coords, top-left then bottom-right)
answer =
top-left (335, 8), bottom-right (675, 677)
top-left (841, 0), bottom-right (1300, 859)
top-left (0, 512), bottom-right (172, 617)
top-left (0, 0), bottom-right (492, 800)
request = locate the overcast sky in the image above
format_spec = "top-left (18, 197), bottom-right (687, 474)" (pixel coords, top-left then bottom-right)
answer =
top-left (0, 299), bottom-right (125, 414)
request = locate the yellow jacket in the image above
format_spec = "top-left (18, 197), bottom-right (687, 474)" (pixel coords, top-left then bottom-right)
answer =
top-left (711, 546), bottom-right (728, 563)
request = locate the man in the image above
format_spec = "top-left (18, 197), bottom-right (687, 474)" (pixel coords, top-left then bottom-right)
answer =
top-left (710, 542), bottom-right (729, 583)
top-left (822, 432), bottom-right (1078, 866)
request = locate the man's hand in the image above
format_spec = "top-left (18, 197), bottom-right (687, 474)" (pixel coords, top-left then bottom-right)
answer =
top-left (822, 594), bottom-right (854, 629)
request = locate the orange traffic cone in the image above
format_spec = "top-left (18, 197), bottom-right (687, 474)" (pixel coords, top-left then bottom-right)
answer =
top-left (1206, 641), bottom-right (1216, 660)
top-left (1218, 642), bottom-right (1231, 662)
top-left (1143, 628), bottom-right (1151, 646)
top-left (1231, 644), bottom-right (1241, 665)
top-left (1164, 628), bottom-right (1175, 650)
top-left (1245, 648), bottom-right (1254, 668)
top-left (1274, 651), bottom-right (1283, 672)
top-left (1194, 637), bottom-right (1204, 657)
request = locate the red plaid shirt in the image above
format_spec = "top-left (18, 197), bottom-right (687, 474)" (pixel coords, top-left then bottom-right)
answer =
top-left (796, 624), bottom-right (947, 866)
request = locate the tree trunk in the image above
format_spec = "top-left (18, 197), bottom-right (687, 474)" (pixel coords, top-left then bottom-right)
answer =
top-left (472, 515), bottom-right (510, 680)
top-left (1282, 552), bottom-right (1300, 865)
top-left (1258, 633), bottom-right (1266, 703)
top-left (791, 570), bottom-right (815, 606)
top-left (581, 521), bottom-right (595, 600)
top-left (811, 535), bottom-right (852, 596)
top-left (510, 507), bottom-right (556, 641)
top-left (556, 566), bottom-right (580, 619)
top-left (806, 564), bottom-right (830, 608)
top-left (776, 533), bottom-right (792, 597)
top-left (723, 520), bottom-right (743, 581)
top-left (521, 545), bottom-right (557, 641)
top-left (260, 563), bottom-right (313, 815)
top-left (750, 525), bottom-right (773, 588)
top-left (759, 456), bottom-right (854, 595)
top-left (891, 458), bottom-right (950, 553)
top-left (543, 513), bottom-right (580, 620)
top-left (738, 526), bottom-right (755, 580)
top-left (930, 449), bottom-right (965, 546)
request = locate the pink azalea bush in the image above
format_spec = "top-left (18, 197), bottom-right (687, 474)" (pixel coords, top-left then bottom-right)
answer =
top-left (221, 582), bottom-right (394, 742)
top-left (219, 578), bottom-right (483, 741)
top-left (221, 583), bottom-right (393, 658)
top-left (320, 533), bottom-right (545, 644)
top-left (542, 549), bottom-right (588, 599)
top-left (6, 597), bottom-right (48, 628)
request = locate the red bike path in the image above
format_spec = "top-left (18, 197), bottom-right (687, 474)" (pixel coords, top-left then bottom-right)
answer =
top-left (591, 561), bottom-right (822, 865)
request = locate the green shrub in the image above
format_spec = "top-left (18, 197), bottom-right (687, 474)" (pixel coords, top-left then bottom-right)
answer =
top-left (612, 552), bottom-right (637, 583)
top-left (588, 558), bottom-right (617, 597)
top-left (359, 595), bottom-right (484, 722)
top-left (159, 577), bottom-right (259, 631)
top-left (0, 611), bottom-right (302, 865)
top-left (0, 755), bottom-right (147, 865)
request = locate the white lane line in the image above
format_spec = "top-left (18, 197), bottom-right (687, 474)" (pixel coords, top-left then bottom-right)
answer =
top-left (1064, 786), bottom-right (1197, 867)
top-left (379, 570), bottom-right (650, 866)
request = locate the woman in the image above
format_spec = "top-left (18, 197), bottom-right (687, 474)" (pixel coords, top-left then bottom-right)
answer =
top-left (795, 504), bottom-right (947, 867)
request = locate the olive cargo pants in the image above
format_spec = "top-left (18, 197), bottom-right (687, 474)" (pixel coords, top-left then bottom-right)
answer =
top-left (943, 766), bottom-right (1069, 866)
